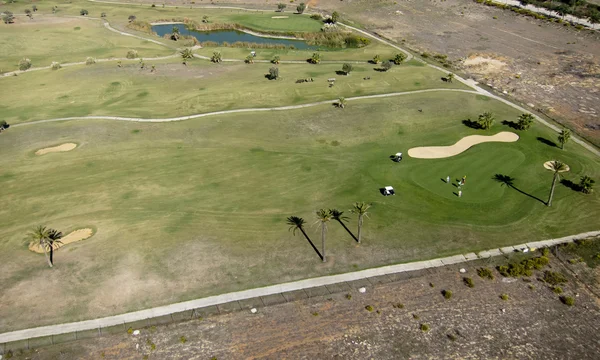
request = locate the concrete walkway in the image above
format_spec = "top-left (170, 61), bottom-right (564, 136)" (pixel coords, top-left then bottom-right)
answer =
top-left (0, 230), bottom-right (597, 344)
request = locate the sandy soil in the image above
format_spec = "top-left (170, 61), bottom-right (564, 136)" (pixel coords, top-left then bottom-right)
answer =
top-left (543, 160), bottom-right (571, 172)
top-left (464, 55), bottom-right (508, 74)
top-left (34, 143), bottom-right (77, 155)
top-left (13, 254), bottom-right (600, 360)
top-left (28, 228), bottom-right (93, 254)
top-left (408, 131), bottom-right (519, 159)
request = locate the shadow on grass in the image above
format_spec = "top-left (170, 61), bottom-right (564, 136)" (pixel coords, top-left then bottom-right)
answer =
top-left (501, 120), bottom-right (519, 130)
top-left (335, 70), bottom-right (348, 76)
top-left (299, 229), bottom-right (323, 261)
top-left (335, 219), bottom-right (359, 242)
top-left (493, 174), bottom-right (546, 205)
top-left (560, 179), bottom-right (581, 192)
top-left (537, 137), bottom-right (558, 148)
top-left (462, 119), bottom-right (481, 129)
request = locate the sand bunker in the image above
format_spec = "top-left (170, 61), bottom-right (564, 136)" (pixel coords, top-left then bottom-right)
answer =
top-left (271, 16), bottom-right (289, 19)
top-left (408, 132), bottom-right (519, 159)
top-left (463, 56), bottom-right (507, 74)
top-left (35, 143), bottom-right (77, 155)
top-left (543, 161), bottom-right (570, 172)
top-left (28, 228), bottom-right (93, 253)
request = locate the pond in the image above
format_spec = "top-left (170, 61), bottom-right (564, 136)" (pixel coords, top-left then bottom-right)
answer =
top-left (152, 23), bottom-right (316, 50)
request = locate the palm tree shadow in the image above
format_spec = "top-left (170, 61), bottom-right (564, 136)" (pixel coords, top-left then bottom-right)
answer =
top-left (493, 174), bottom-right (546, 205)
top-left (536, 137), bottom-right (558, 148)
top-left (301, 231), bottom-right (324, 261)
top-left (336, 219), bottom-right (359, 242)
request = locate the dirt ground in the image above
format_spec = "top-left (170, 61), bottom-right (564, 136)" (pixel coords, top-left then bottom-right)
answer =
top-left (9, 253), bottom-right (600, 360)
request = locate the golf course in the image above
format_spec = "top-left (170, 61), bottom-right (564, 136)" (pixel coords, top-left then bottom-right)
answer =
top-left (0, 0), bottom-right (598, 334)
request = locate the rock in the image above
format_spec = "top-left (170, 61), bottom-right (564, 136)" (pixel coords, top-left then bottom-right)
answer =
top-left (251, 308), bottom-right (257, 313)
top-left (136, 344), bottom-right (139, 350)
top-left (358, 287), bottom-right (366, 293)
top-left (459, 268), bottom-right (466, 273)
top-left (502, 277), bottom-right (517, 283)
top-left (132, 330), bottom-right (140, 335)
top-left (501, 308), bottom-right (506, 313)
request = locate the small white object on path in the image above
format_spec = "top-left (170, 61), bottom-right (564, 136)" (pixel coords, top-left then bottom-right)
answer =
top-left (132, 330), bottom-right (140, 335)
top-left (358, 287), bottom-right (366, 293)
top-left (250, 308), bottom-right (257, 314)
top-left (459, 268), bottom-right (466, 273)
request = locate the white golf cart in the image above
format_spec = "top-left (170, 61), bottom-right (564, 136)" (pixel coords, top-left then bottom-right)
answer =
top-left (381, 186), bottom-right (395, 196)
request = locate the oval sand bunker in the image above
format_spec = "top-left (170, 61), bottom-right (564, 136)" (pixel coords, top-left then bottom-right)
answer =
top-left (408, 132), bottom-right (519, 159)
top-left (29, 228), bottom-right (93, 253)
top-left (543, 161), bottom-right (570, 172)
top-left (271, 16), bottom-right (289, 18)
top-left (35, 143), bottom-right (77, 155)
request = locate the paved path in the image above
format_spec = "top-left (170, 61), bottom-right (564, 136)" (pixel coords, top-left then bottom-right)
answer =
top-left (10, 88), bottom-right (480, 126)
top-left (0, 230), bottom-right (597, 344)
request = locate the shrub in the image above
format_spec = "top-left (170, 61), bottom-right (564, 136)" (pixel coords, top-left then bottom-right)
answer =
top-left (310, 14), bottom-right (323, 20)
top-left (308, 52), bottom-right (321, 64)
top-left (0, 120), bottom-right (8, 129)
top-left (127, 327), bottom-right (133, 334)
top-left (211, 51), bottom-right (222, 63)
top-left (477, 267), bottom-right (494, 280)
top-left (528, 284), bottom-right (535, 290)
top-left (500, 293), bottom-right (509, 301)
top-left (128, 15), bottom-right (137, 22)
top-left (245, 54), bottom-right (254, 64)
top-left (128, 20), bottom-right (153, 33)
top-left (497, 256), bottom-right (549, 277)
top-left (101, 12), bottom-right (106, 18)
top-left (268, 67), bottom-right (279, 80)
top-left (372, 54), bottom-right (382, 64)
top-left (442, 290), bottom-right (453, 299)
top-left (393, 53), bottom-right (406, 65)
top-left (342, 63), bottom-right (353, 75)
top-left (344, 34), bottom-right (370, 48)
top-left (381, 61), bottom-right (393, 72)
top-left (126, 50), bottom-right (139, 59)
top-left (365, 305), bottom-right (374, 312)
top-left (412, 314), bottom-right (419, 319)
top-left (541, 248), bottom-right (550, 257)
top-left (51, 62), bottom-right (61, 70)
top-left (18, 58), bottom-right (32, 71)
top-left (429, 282), bottom-right (435, 288)
top-left (392, 303), bottom-right (404, 308)
top-left (463, 277), bottom-right (475, 288)
top-left (346, 294), bottom-right (352, 300)
top-left (552, 286), bottom-right (563, 294)
top-left (297, 2), bottom-right (306, 14)
top-left (447, 334), bottom-right (457, 341)
top-left (180, 336), bottom-right (187, 343)
top-left (86, 57), bottom-right (96, 65)
top-left (80, 9), bottom-right (89, 16)
top-left (560, 296), bottom-right (574, 306)
top-left (420, 323), bottom-right (430, 332)
top-left (271, 55), bottom-right (280, 64)
top-left (542, 271), bottom-right (568, 286)
top-left (2, 11), bottom-right (15, 24)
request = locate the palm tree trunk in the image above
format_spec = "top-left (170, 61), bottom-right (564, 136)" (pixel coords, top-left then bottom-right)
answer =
top-left (357, 215), bottom-right (363, 244)
top-left (547, 173), bottom-right (558, 206)
top-left (49, 246), bottom-right (54, 266)
top-left (42, 246), bottom-right (53, 268)
top-left (321, 224), bottom-right (327, 262)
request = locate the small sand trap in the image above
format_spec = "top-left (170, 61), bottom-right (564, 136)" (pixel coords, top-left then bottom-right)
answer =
top-left (271, 16), bottom-right (289, 19)
top-left (28, 228), bottom-right (93, 253)
top-left (408, 132), bottom-right (519, 159)
top-left (463, 56), bottom-right (507, 74)
top-left (543, 161), bottom-right (570, 172)
top-left (35, 143), bottom-right (77, 155)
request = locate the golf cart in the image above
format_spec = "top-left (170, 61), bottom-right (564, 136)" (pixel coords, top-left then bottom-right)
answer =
top-left (380, 186), bottom-right (395, 196)
top-left (393, 152), bottom-right (403, 162)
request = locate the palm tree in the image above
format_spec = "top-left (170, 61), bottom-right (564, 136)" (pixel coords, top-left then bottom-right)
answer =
top-left (211, 51), bottom-right (222, 63)
top-left (558, 128), bottom-right (571, 150)
top-left (28, 226), bottom-right (63, 268)
top-left (171, 26), bottom-right (180, 41)
top-left (245, 54), bottom-right (254, 64)
top-left (309, 52), bottom-right (321, 64)
top-left (579, 175), bottom-right (595, 194)
top-left (517, 113), bottom-right (534, 130)
top-left (446, 73), bottom-right (454, 83)
top-left (330, 209), bottom-right (357, 242)
top-left (315, 209), bottom-right (332, 262)
top-left (393, 53), bottom-right (406, 65)
top-left (287, 216), bottom-right (323, 261)
top-left (350, 202), bottom-right (371, 244)
top-left (337, 97), bottom-right (346, 109)
top-left (477, 111), bottom-right (495, 130)
top-left (547, 160), bottom-right (567, 207)
top-left (271, 55), bottom-right (280, 64)
top-left (180, 48), bottom-right (193, 65)
top-left (372, 54), bottom-right (381, 64)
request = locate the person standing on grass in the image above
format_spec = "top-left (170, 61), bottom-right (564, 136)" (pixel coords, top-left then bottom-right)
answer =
top-left (446, 176), bottom-right (450, 183)
top-left (458, 190), bottom-right (462, 197)
top-left (462, 175), bottom-right (467, 185)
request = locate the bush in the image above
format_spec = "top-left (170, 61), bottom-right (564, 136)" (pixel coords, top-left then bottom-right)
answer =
top-left (128, 15), bottom-right (137, 22)
top-left (342, 63), bottom-right (353, 75)
top-left (365, 305), bottom-right (374, 312)
top-left (85, 57), bottom-right (96, 65)
top-left (2, 11), bottom-right (15, 24)
top-left (392, 303), bottom-right (404, 308)
top-left (560, 296), bottom-right (574, 306)
top-left (500, 293), bottom-right (509, 301)
top-left (271, 55), bottom-right (280, 64)
top-left (381, 61), bottom-right (393, 72)
top-left (267, 67), bottom-right (279, 80)
top-left (310, 14), bottom-right (323, 20)
top-left (541, 248), bottom-right (550, 257)
top-left (127, 327), bottom-right (133, 334)
top-left (211, 51), bottom-right (222, 63)
top-left (345, 294), bottom-right (352, 300)
top-left (477, 267), bottom-right (494, 280)
top-left (393, 53), bottom-right (406, 65)
top-left (80, 9), bottom-right (89, 16)
top-left (18, 58), bottom-right (32, 71)
top-left (101, 12), bottom-right (106, 18)
top-left (498, 256), bottom-right (550, 277)
top-left (543, 271), bottom-right (568, 286)
top-left (126, 50), bottom-right (139, 59)
top-left (420, 323), bottom-right (430, 332)
top-left (442, 290), bottom-right (453, 299)
top-left (180, 336), bottom-right (187, 343)
top-left (296, 2), bottom-right (306, 14)
top-left (463, 277), bottom-right (475, 288)
top-left (552, 286), bottom-right (563, 294)
top-left (372, 54), bottom-right (382, 64)
top-left (51, 62), bottom-right (61, 70)
top-left (308, 52), bottom-right (321, 64)
top-left (344, 34), bottom-right (370, 48)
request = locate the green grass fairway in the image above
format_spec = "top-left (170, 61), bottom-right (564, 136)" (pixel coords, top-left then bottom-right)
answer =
top-left (0, 60), bottom-right (466, 124)
top-left (0, 17), bottom-right (173, 72)
top-left (0, 91), bottom-right (598, 332)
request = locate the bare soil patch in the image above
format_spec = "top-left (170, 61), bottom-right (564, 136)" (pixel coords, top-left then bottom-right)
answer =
top-left (408, 131), bottom-right (519, 159)
top-left (34, 143), bottom-right (77, 155)
top-left (271, 16), bottom-right (289, 19)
